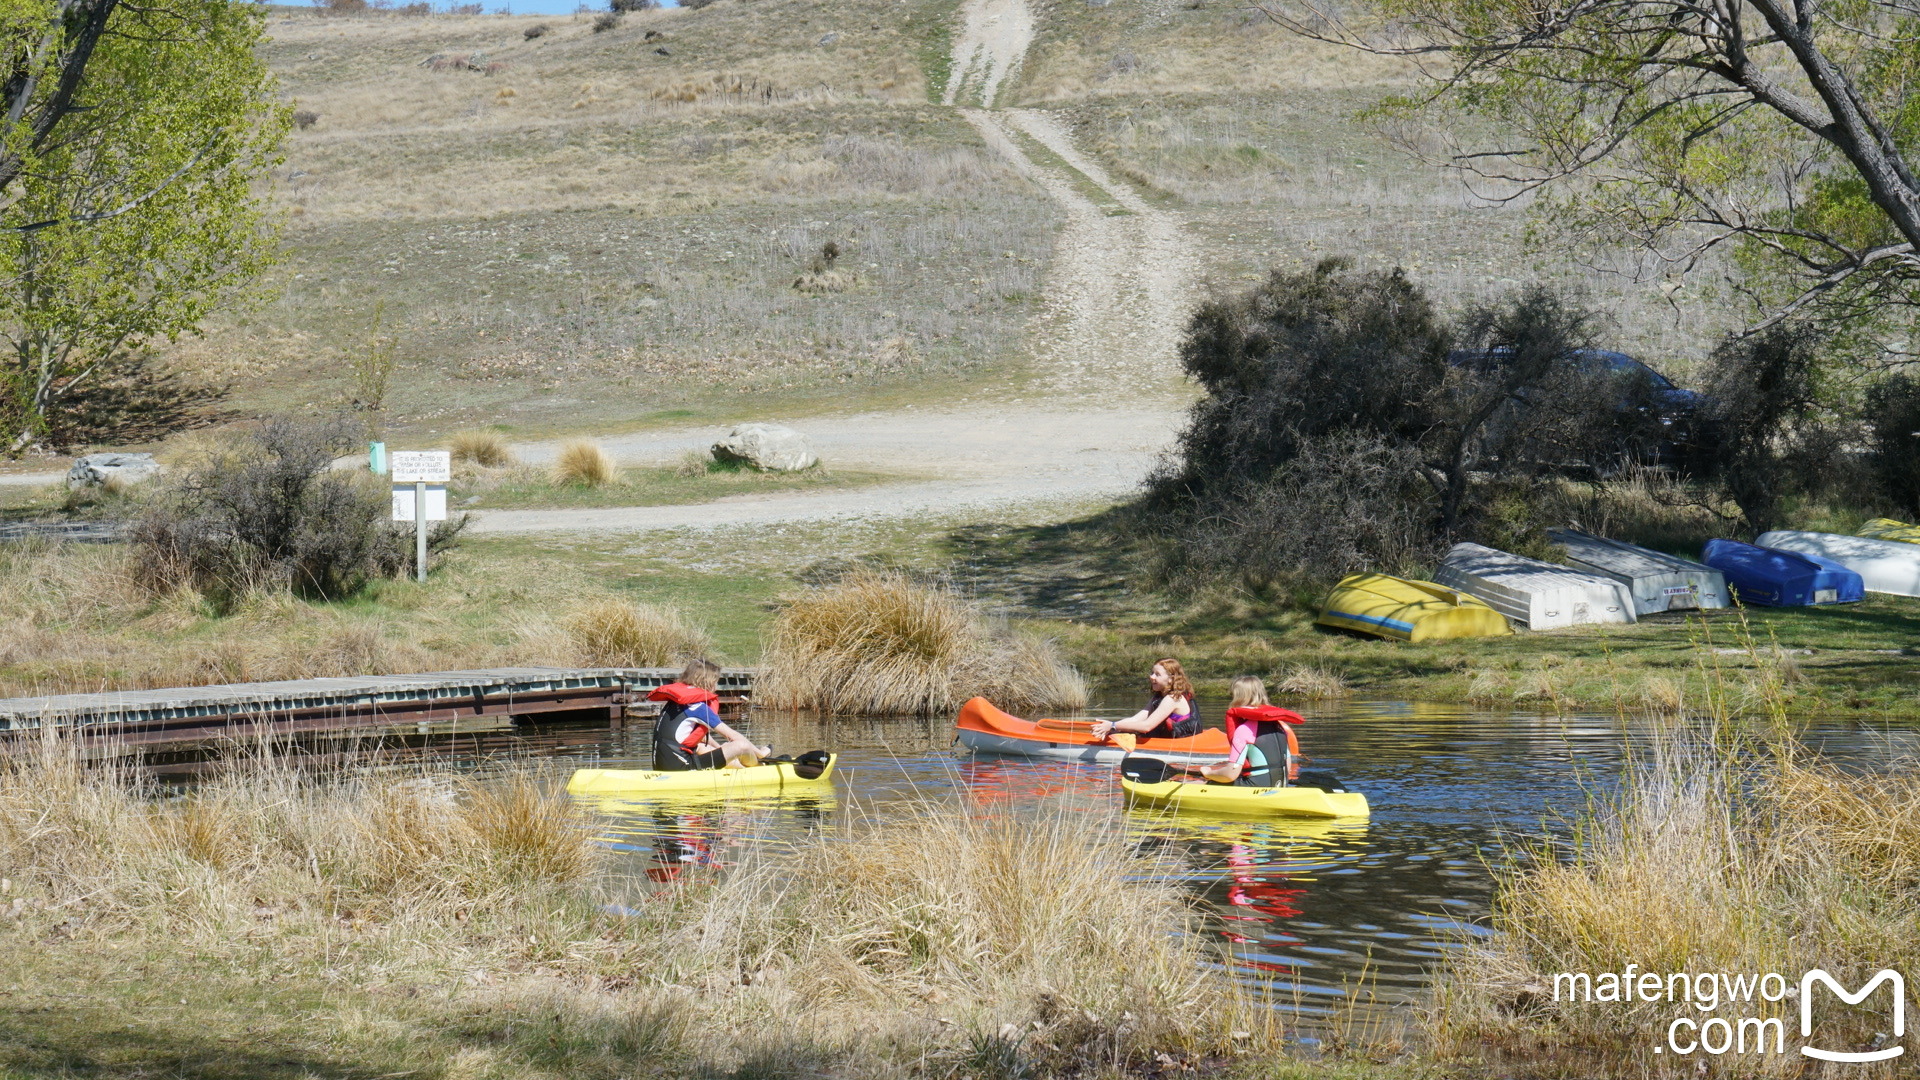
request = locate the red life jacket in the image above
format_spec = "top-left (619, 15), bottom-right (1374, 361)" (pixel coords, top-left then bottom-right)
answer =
top-left (1225, 704), bottom-right (1303, 757)
top-left (649, 682), bottom-right (721, 708)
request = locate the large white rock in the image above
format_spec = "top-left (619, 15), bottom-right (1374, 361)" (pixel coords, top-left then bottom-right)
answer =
top-left (711, 423), bottom-right (818, 472)
top-left (66, 452), bottom-right (161, 490)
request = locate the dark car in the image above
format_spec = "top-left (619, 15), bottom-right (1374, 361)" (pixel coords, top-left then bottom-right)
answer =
top-left (1447, 347), bottom-right (1710, 473)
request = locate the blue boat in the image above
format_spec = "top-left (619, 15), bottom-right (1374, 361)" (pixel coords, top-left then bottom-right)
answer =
top-left (1700, 539), bottom-right (1864, 606)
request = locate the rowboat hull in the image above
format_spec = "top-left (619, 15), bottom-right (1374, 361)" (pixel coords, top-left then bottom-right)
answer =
top-left (956, 727), bottom-right (1224, 766)
top-left (1316, 572), bottom-right (1511, 642)
top-left (565, 755), bottom-right (837, 796)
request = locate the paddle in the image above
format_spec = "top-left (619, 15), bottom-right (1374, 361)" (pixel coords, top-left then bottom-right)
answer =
top-left (1120, 754), bottom-right (1172, 784)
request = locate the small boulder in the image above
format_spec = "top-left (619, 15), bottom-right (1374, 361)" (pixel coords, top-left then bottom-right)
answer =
top-left (711, 424), bottom-right (817, 472)
top-left (66, 452), bottom-right (161, 491)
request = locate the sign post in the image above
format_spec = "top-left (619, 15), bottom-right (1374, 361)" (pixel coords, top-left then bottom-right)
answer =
top-left (389, 451), bottom-right (450, 582)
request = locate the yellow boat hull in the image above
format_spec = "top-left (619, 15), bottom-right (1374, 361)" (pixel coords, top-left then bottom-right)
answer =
top-left (1860, 518), bottom-right (1920, 545)
top-left (1120, 777), bottom-right (1370, 819)
top-left (565, 755), bottom-right (836, 796)
top-left (1316, 572), bottom-right (1511, 642)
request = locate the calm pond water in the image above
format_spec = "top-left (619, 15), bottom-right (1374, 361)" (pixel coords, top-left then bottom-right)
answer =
top-left (485, 701), bottom-right (1917, 1015)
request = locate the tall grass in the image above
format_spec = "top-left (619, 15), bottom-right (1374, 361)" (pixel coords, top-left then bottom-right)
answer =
top-left (560, 598), bottom-right (713, 667)
top-left (1430, 714), bottom-right (1920, 1076)
top-left (450, 428), bottom-right (514, 467)
top-left (0, 743), bottom-right (1256, 1077)
top-left (756, 569), bottom-right (1087, 716)
top-left (553, 439), bottom-right (615, 486)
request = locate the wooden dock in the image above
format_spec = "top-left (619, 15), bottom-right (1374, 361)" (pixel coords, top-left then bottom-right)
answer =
top-left (0, 666), bottom-right (754, 752)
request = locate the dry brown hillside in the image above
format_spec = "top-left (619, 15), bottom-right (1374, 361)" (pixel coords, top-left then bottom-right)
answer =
top-left (158, 0), bottom-right (1723, 444)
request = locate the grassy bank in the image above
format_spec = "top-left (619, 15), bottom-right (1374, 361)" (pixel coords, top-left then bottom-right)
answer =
top-left (449, 462), bottom-right (905, 511)
top-left (951, 515), bottom-right (1920, 719)
top-left (0, 748), bottom-right (1271, 1080)
top-left (1423, 707), bottom-right (1920, 1076)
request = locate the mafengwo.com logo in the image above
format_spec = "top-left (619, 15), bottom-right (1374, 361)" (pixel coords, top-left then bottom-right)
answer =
top-left (1551, 966), bottom-right (1905, 1061)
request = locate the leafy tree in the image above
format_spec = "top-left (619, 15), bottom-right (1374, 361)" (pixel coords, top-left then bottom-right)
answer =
top-left (0, 0), bottom-right (285, 451)
top-left (1263, 0), bottom-right (1920, 339)
top-left (1697, 324), bottom-right (1845, 532)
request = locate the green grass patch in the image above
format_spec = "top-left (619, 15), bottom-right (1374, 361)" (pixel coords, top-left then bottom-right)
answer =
top-left (1003, 126), bottom-right (1134, 216)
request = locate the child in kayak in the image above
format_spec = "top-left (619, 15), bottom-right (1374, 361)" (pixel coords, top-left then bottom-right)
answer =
top-left (1090, 658), bottom-right (1201, 744)
top-left (1197, 675), bottom-right (1302, 785)
top-left (650, 658), bottom-right (770, 771)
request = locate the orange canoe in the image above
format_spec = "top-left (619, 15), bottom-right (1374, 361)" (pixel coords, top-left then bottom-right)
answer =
top-left (954, 697), bottom-right (1231, 765)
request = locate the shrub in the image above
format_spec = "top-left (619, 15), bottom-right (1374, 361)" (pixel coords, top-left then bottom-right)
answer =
top-left (523, 21), bottom-right (549, 38)
top-left (679, 0), bottom-right (716, 8)
top-left (609, 0), bottom-right (652, 10)
top-left (757, 570), bottom-right (1086, 715)
top-left (591, 10), bottom-right (618, 29)
top-left (132, 415), bottom-right (465, 602)
top-left (449, 428), bottom-right (512, 468)
top-left (1865, 371), bottom-right (1920, 518)
top-left (552, 439), bottom-right (615, 485)
top-left (1697, 324), bottom-right (1851, 533)
top-left (292, 109), bottom-right (319, 130)
top-left (562, 598), bottom-right (713, 667)
top-left (1145, 261), bottom-right (1641, 590)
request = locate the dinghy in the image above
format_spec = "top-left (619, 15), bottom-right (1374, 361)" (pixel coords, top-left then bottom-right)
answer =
top-left (1700, 539), bottom-right (1863, 606)
top-left (954, 697), bottom-right (1230, 766)
top-left (1860, 518), bottom-right (1920, 545)
top-left (1434, 542), bottom-right (1636, 630)
top-left (1315, 573), bottom-right (1511, 641)
top-left (1754, 530), bottom-right (1920, 598)
top-left (1546, 528), bottom-right (1729, 615)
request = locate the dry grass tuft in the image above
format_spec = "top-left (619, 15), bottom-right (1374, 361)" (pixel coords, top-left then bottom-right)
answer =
top-left (450, 429), bottom-right (514, 468)
top-left (757, 570), bottom-right (1086, 716)
top-left (560, 598), bottom-right (713, 667)
top-left (1274, 664), bottom-right (1349, 700)
top-left (552, 440), bottom-right (615, 486)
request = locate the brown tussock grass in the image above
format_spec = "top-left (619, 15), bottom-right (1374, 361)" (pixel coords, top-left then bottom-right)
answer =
top-left (552, 439), bottom-right (616, 486)
top-left (450, 428), bottom-right (514, 468)
top-left (1274, 664), bottom-right (1349, 700)
top-left (0, 742), bottom-right (1258, 1076)
top-left (756, 570), bottom-right (1087, 716)
top-left (559, 598), bottom-right (714, 667)
top-left (1430, 726), bottom-right (1920, 1077)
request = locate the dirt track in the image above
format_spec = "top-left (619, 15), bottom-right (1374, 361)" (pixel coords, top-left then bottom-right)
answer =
top-left (491, 0), bottom-right (1201, 536)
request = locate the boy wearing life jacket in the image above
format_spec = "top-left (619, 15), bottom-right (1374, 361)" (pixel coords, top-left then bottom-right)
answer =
top-left (1197, 675), bottom-right (1303, 785)
top-left (650, 659), bottom-right (770, 771)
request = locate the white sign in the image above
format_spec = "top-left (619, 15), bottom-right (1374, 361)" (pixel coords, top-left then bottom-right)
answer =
top-left (390, 450), bottom-right (450, 483)
top-left (391, 484), bottom-right (448, 522)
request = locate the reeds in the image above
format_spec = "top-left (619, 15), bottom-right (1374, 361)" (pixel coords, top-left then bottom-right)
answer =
top-left (1274, 663), bottom-right (1349, 700)
top-left (560, 598), bottom-right (713, 667)
top-left (755, 569), bottom-right (1087, 716)
top-left (0, 743), bottom-right (1257, 1076)
top-left (450, 428), bottom-right (514, 467)
top-left (552, 439), bottom-right (615, 486)
top-left (1429, 727), bottom-right (1920, 1076)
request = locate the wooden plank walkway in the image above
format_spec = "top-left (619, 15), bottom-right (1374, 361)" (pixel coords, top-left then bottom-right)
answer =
top-left (0, 666), bottom-right (755, 750)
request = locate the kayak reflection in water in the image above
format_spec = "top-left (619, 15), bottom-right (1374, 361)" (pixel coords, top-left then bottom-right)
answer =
top-left (1090, 657), bottom-right (1202, 746)
top-left (1196, 676), bottom-right (1303, 785)
top-left (650, 658), bottom-right (771, 770)
top-left (646, 808), bottom-right (726, 884)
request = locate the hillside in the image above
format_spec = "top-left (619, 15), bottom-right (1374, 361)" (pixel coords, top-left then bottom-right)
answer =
top-left (157, 0), bottom-right (1728, 444)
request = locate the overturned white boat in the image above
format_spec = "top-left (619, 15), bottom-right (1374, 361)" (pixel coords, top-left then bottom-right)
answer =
top-left (1435, 542), bottom-right (1637, 630)
top-left (1546, 528), bottom-right (1730, 616)
top-left (1753, 530), bottom-right (1920, 598)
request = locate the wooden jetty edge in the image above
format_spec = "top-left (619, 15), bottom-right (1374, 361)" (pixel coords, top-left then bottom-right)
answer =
top-left (0, 666), bottom-right (755, 751)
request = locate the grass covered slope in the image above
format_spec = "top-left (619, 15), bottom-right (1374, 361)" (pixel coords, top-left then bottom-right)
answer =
top-left (173, 2), bottom-right (1058, 435)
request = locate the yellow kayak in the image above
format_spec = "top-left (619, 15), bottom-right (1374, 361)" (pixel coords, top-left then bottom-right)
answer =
top-left (566, 753), bottom-right (836, 796)
top-left (1120, 777), bottom-right (1370, 819)
top-left (1859, 518), bottom-right (1920, 545)
top-left (1316, 572), bottom-right (1510, 642)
